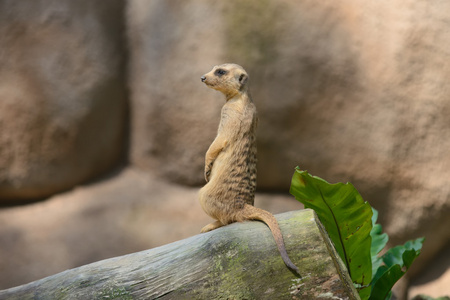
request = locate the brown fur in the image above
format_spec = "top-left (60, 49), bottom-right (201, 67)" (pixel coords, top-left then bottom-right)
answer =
top-left (199, 63), bottom-right (299, 274)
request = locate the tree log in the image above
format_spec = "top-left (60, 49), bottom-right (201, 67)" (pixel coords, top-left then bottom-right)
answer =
top-left (0, 209), bottom-right (360, 299)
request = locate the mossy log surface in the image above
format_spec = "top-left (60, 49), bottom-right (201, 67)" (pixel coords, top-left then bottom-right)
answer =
top-left (0, 209), bottom-right (360, 300)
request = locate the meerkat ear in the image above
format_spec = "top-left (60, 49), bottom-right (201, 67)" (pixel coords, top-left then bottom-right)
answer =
top-left (238, 73), bottom-right (248, 87)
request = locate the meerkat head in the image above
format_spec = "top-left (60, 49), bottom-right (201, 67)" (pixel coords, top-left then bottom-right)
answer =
top-left (201, 63), bottom-right (249, 99)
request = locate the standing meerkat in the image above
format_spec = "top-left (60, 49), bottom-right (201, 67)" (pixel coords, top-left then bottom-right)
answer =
top-left (198, 63), bottom-right (299, 274)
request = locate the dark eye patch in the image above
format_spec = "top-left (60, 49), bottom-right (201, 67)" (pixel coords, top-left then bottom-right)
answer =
top-left (214, 69), bottom-right (227, 76)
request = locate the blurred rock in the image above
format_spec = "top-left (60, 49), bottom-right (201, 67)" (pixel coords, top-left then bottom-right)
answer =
top-left (127, 0), bottom-right (226, 185)
top-left (0, 0), bottom-right (449, 296)
top-left (0, 0), bottom-right (127, 201)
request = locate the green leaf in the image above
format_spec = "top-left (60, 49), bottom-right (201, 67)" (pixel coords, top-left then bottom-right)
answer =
top-left (369, 238), bottom-right (424, 300)
top-left (370, 209), bottom-right (389, 257)
top-left (369, 264), bottom-right (403, 300)
top-left (358, 287), bottom-right (372, 300)
top-left (382, 237), bottom-right (424, 268)
top-left (370, 208), bottom-right (388, 278)
top-left (290, 168), bottom-right (373, 298)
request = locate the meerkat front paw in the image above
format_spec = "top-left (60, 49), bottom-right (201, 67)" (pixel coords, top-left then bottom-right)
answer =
top-left (205, 163), bottom-right (213, 182)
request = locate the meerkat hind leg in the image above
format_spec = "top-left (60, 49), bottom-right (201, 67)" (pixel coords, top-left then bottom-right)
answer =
top-left (201, 221), bottom-right (224, 233)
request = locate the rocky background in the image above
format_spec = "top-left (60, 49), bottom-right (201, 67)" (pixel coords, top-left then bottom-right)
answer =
top-left (0, 0), bottom-right (449, 298)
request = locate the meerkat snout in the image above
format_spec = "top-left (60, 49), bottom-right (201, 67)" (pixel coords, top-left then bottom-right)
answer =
top-left (201, 76), bottom-right (206, 82)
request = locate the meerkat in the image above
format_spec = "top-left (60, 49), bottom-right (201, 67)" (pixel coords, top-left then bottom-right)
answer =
top-left (198, 63), bottom-right (299, 274)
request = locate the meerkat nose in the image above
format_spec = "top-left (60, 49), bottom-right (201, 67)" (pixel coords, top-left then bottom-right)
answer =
top-left (201, 76), bottom-right (206, 82)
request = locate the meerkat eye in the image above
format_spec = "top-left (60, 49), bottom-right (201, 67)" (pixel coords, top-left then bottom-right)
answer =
top-left (214, 69), bottom-right (227, 76)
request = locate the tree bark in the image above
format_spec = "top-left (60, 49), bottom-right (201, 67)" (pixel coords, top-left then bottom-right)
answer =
top-left (0, 209), bottom-right (360, 300)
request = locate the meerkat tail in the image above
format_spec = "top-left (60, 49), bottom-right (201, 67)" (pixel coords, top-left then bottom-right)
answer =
top-left (239, 204), bottom-right (300, 274)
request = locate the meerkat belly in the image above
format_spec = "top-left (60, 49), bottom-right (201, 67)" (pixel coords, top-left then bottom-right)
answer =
top-left (199, 143), bottom-right (256, 223)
